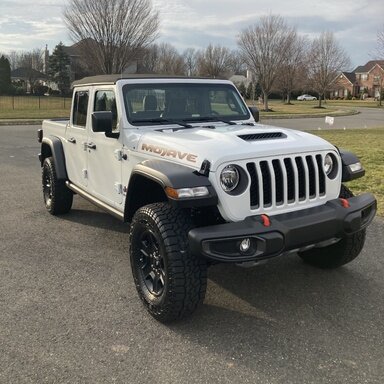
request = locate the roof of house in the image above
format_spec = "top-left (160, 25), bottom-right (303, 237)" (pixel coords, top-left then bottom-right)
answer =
top-left (354, 60), bottom-right (384, 73)
top-left (11, 67), bottom-right (47, 80)
top-left (342, 72), bottom-right (356, 84)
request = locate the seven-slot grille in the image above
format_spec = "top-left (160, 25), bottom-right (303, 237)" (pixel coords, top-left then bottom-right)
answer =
top-left (246, 154), bottom-right (326, 209)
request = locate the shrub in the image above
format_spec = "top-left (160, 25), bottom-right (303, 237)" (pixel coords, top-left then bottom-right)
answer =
top-left (33, 85), bottom-right (49, 96)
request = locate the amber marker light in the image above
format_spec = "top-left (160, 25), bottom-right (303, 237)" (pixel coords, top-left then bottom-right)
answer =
top-left (165, 186), bottom-right (209, 199)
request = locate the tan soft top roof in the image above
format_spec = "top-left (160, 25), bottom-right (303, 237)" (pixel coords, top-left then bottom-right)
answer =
top-left (72, 74), bottom-right (218, 88)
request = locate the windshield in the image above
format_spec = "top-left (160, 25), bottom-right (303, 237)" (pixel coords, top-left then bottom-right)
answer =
top-left (122, 83), bottom-right (250, 126)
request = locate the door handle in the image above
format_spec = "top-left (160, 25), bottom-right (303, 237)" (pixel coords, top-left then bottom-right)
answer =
top-left (86, 142), bottom-right (96, 150)
top-left (68, 137), bottom-right (76, 144)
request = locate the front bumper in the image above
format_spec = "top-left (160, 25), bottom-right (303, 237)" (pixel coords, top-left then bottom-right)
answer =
top-left (188, 193), bottom-right (377, 262)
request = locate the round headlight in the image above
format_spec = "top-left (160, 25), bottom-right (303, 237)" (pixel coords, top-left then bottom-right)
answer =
top-left (220, 165), bottom-right (240, 192)
top-left (324, 154), bottom-right (334, 175)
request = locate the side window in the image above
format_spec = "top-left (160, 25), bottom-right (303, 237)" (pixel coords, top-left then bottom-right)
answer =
top-left (94, 90), bottom-right (118, 130)
top-left (72, 91), bottom-right (89, 127)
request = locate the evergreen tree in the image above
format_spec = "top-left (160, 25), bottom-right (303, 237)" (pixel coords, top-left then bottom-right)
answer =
top-left (48, 42), bottom-right (70, 95)
top-left (0, 55), bottom-right (12, 95)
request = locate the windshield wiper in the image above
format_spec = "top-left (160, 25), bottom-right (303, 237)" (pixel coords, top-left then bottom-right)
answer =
top-left (130, 118), bottom-right (193, 128)
top-left (185, 116), bottom-right (237, 125)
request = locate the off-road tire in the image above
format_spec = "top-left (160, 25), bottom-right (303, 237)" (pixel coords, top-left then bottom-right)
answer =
top-left (42, 157), bottom-right (73, 215)
top-left (129, 203), bottom-right (207, 322)
top-left (298, 185), bottom-right (366, 269)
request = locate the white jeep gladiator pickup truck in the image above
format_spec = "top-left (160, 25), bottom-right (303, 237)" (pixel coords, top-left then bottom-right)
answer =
top-left (38, 75), bottom-right (376, 322)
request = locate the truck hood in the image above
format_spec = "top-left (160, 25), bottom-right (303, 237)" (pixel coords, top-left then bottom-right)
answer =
top-left (135, 123), bottom-right (337, 171)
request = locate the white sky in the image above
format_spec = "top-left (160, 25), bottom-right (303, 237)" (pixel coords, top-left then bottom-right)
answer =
top-left (0, 0), bottom-right (383, 69)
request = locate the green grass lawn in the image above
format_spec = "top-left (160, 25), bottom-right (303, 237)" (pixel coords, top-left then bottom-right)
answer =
top-left (311, 128), bottom-right (384, 216)
top-left (0, 96), bottom-right (71, 119)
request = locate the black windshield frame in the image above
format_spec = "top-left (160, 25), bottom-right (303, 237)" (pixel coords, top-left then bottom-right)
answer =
top-left (123, 83), bottom-right (250, 126)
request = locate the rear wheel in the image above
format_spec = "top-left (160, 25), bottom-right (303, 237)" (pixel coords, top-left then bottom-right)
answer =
top-left (129, 203), bottom-right (207, 322)
top-left (298, 185), bottom-right (366, 269)
top-left (42, 157), bottom-right (73, 215)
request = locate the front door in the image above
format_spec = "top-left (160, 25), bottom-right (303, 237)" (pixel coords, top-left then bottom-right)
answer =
top-left (64, 89), bottom-right (90, 189)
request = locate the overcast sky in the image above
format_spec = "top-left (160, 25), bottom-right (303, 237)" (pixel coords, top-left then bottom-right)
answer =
top-left (0, 0), bottom-right (383, 69)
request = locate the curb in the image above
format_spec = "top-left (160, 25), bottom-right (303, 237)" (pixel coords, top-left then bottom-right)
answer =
top-left (0, 119), bottom-right (43, 126)
top-left (259, 109), bottom-right (359, 120)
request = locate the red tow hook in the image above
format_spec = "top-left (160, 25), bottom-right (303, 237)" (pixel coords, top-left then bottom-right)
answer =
top-left (340, 198), bottom-right (350, 208)
top-left (261, 214), bottom-right (271, 227)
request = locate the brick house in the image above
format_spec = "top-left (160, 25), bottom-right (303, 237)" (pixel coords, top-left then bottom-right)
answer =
top-left (331, 60), bottom-right (384, 99)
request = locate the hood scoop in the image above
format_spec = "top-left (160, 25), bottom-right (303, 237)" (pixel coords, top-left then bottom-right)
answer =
top-left (238, 132), bottom-right (286, 141)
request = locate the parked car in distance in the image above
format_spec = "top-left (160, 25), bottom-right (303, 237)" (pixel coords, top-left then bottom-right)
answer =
top-left (297, 94), bottom-right (317, 101)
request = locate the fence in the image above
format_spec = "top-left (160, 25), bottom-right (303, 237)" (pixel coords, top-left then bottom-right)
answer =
top-left (0, 96), bottom-right (72, 110)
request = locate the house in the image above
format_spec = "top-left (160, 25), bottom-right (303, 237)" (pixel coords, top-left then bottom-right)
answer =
top-left (11, 67), bottom-right (47, 93)
top-left (331, 60), bottom-right (384, 99)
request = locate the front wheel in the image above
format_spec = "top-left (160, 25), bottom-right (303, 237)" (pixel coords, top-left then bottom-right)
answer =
top-left (298, 185), bottom-right (366, 269)
top-left (129, 203), bottom-right (207, 322)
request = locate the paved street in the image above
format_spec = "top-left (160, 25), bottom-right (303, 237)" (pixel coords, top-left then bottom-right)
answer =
top-left (0, 125), bottom-right (383, 384)
top-left (262, 107), bottom-right (384, 130)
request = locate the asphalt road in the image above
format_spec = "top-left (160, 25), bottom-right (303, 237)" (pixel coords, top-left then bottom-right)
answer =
top-left (262, 107), bottom-right (384, 130)
top-left (1, 125), bottom-right (383, 384)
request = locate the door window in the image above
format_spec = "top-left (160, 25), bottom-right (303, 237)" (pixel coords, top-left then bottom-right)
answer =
top-left (72, 91), bottom-right (89, 128)
top-left (94, 90), bottom-right (118, 130)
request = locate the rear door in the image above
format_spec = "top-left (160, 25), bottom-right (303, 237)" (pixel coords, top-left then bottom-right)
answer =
top-left (86, 88), bottom-right (123, 205)
top-left (64, 88), bottom-right (90, 188)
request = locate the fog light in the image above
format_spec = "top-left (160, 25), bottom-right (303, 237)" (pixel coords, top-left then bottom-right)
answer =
top-left (240, 238), bottom-right (251, 253)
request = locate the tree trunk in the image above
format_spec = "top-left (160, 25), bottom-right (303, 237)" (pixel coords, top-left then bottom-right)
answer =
top-left (263, 90), bottom-right (269, 111)
top-left (318, 94), bottom-right (323, 108)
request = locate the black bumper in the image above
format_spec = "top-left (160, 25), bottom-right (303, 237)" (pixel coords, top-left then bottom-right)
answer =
top-left (188, 193), bottom-right (377, 262)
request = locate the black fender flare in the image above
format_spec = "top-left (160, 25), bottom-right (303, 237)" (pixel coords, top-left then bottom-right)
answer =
top-left (339, 148), bottom-right (365, 182)
top-left (40, 136), bottom-right (68, 181)
top-left (125, 159), bottom-right (218, 212)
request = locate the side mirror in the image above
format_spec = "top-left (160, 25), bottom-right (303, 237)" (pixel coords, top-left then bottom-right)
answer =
top-left (249, 106), bottom-right (259, 122)
top-left (92, 111), bottom-right (119, 138)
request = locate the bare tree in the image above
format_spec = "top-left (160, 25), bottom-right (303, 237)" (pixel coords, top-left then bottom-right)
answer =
top-left (64, 0), bottom-right (159, 74)
top-left (238, 15), bottom-right (295, 111)
top-left (156, 43), bottom-right (185, 75)
top-left (139, 44), bottom-right (159, 73)
top-left (230, 50), bottom-right (246, 75)
top-left (7, 51), bottom-right (20, 71)
top-left (375, 25), bottom-right (384, 106)
top-left (196, 44), bottom-right (234, 78)
top-left (19, 49), bottom-right (44, 73)
top-left (275, 35), bottom-right (308, 104)
top-left (376, 25), bottom-right (384, 59)
top-left (15, 49), bottom-right (45, 92)
top-left (140, 43), bottom-right (185, 75)
top-left (307, 31), bottom-right (350, 108)
top-left (183, 48), bottom-right (198, 76)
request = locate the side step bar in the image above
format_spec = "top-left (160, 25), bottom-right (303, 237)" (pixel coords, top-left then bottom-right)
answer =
top-left (66, 181), bottom-right (124, 221)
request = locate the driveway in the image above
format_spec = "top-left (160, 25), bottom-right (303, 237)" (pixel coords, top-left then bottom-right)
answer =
top-left (1, 125), bottom-right (383, 383)
top-left (262, 107), bottom-right (384, 130)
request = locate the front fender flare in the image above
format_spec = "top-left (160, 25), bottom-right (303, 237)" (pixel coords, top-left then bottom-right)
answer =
top-left (339, 149), bottom-right (365, 182)
top-left (126, 159), bottom-right (218, 209)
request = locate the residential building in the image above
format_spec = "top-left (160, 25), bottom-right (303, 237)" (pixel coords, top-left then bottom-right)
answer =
top-left (331, 60), bottom-right (384, 99)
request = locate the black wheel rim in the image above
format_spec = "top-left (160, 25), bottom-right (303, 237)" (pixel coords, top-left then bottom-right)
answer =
top-left (136, 227), bottom-right (165, 297)
top-left (43, 169), bottom-right (52, 206)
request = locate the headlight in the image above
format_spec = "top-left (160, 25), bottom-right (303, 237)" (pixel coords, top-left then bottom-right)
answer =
top-left (220, 165), bottom-right (240, 192)
top-left (324, 154), bottom-right (334, 175)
